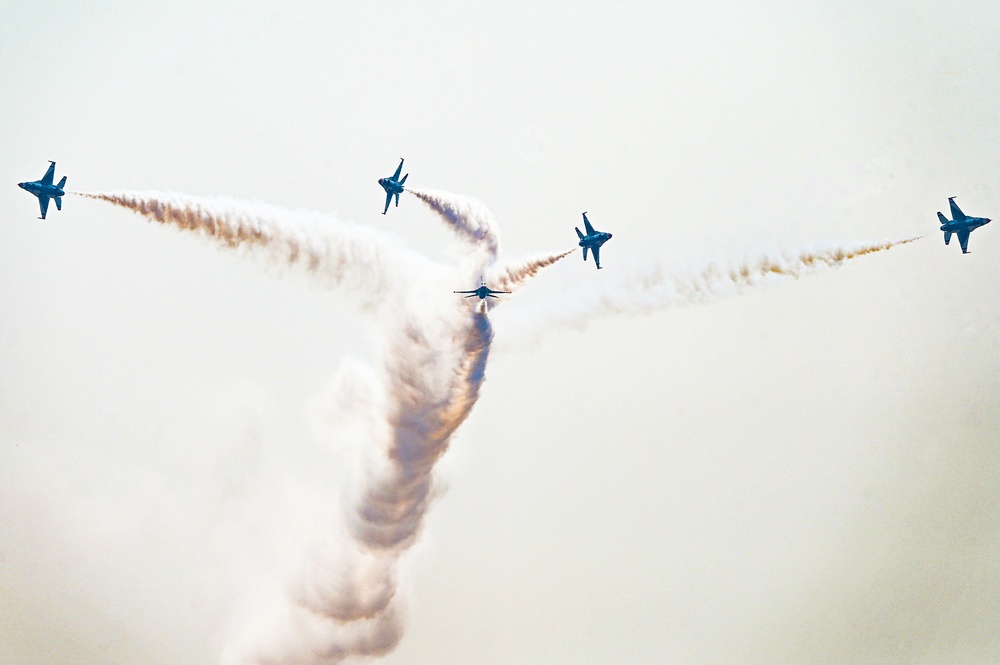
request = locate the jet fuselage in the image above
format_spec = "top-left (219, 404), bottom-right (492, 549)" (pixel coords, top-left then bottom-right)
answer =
top-left (377, 177), bottom-right (405, 196)
top-left (578, 231), bottom-right (612, 250)
top-left (940, 217), bottom-right (990, 234)
top-left (18, 181), bottom-right (64, 199)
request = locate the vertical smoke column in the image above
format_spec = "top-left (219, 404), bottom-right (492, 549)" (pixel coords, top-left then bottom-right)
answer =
top-left (350, 306), bottom-right (494, 551)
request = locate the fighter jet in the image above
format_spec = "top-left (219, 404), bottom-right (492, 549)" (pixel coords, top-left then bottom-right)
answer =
top-left (574, 212), bottom-right (613, 269)
top-left (938, 197), bottom-right (991, 254)
top-left (377, 158), bottom-right (408, 214)
top-left (18, 161), bottom-right (67, 220)
top-left (453, 282), bottom-right (511, 300)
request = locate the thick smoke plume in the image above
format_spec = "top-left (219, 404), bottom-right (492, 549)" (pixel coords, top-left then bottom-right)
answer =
top-left (79, 189), bottom-right (520, 664)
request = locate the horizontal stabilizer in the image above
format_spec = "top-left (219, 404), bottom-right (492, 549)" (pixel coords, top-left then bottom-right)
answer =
top-left (944, 230), bottom-right (952, 245)
top-left (400, 173), bottom-right (408, 185)
top-left (57, 176), bottom-right (67, 189)
top-left (575, 226), bottom-right (584, 240)
top-left (582, 246), bottom-right (589, 261)
top-left (937, 211), bottom-right (949, 225)
top-left (55, 196), bottom-right (62, 211)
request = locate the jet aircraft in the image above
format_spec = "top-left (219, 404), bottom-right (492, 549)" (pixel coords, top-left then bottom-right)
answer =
top-left (938, 197), bottom-right (991, 254)
top-left (453, 282), bottom-right (511, 300)
top-left (377, 158), bottom-right (408, 214)
top-left (18, 161), bottom-right (67, 220)
top-left (574, 212), bottom-right (613, 269)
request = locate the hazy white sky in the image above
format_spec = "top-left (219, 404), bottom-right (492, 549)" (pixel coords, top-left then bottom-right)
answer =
top-left (2, 1), bottom-right (1000, 664)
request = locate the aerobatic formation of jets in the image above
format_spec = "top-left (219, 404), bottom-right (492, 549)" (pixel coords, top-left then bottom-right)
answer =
top-left (17, 161), bottom-right (66, 220)
top-left (17, 159), bottom-right (992, 284)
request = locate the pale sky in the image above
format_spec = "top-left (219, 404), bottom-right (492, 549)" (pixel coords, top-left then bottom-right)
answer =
top-left (2, 1), bottom-right (1000, 664)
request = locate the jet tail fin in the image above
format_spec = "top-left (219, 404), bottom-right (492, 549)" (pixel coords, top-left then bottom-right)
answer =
top-left (400, 173), bottom-right (408, 186)
top-left (57, 176), bottom-right (67, 189)
top-left (937, 211), bottom-right (949, 225)
top-left (944, 230), bottom-right (952, 245)
top-left (575, 226), bottom-right (584, 240)
top-left (55, 196), bottom-right (62, 211)
top-left (394, 192), bottom-right (400, 207)
top-left (582, 246), bottom-right (589, 261)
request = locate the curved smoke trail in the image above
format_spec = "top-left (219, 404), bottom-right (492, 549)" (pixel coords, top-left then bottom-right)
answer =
top-left (497, 236), bottom-right (925, 344)
top-left (407, 188), bottom-right (501, 260)
top-left (76, 191), bottom-right (437, 310)
top-left (225, 307), bottom-right (495, 665)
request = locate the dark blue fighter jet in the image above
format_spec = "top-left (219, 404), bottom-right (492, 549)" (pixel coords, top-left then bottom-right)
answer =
top-left (18, 161), bottom-right (67, 220)
top-left (377, 158), bottom-right (408, 214)
top-left (454, 282), bottom-right (510, 300)
top-left (575, 212), bottom-right (613, 269)
top-left (938, 197), bottom-right (991, 254)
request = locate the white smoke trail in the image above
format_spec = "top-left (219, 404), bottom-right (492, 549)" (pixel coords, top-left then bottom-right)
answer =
top-left (489, 248), bottom-right (577, 293)
top-left (407, 188), bottom-right (501, 261)
top-left (76, 191), bottom-right (438, 311)
top-left (222, 305), bottom-right (495, 665)
top-left (496, 236), bottom-right (925, 345)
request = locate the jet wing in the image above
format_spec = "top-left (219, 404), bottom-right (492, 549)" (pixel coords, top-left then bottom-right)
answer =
top-left (392, 159), bottom-right (404, 180)
top-left (582, 212), bottom-right (596, 236)
top-left (37, 195), bottom-right (50, 220)
top-left (949, 197), bottom-right (967, 221)
top-left (383, 190), bottom-right (393, 214)
top-left (592, 245), bottom-right (601, 269)
top-left (957, 229), bottom-right (970, 253)
top-left (40, 161), bottom-right (55, 186)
